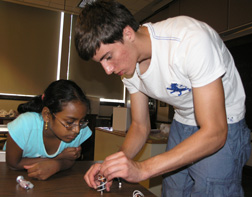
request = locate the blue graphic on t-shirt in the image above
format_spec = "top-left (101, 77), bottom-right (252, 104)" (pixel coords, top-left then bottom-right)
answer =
top-left (167, 83), bottom-right (191, 96)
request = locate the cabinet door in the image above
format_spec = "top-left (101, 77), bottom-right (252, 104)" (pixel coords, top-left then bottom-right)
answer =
top-left (145, 0), bottom-right (180, 23)
top-left (180, 0), bottom-right (228, 32)
top-left (229, 0), bottom-right (252, 29)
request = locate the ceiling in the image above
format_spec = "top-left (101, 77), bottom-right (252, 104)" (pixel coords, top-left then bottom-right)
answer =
top-left (2, 0), bottom-right (173, 22)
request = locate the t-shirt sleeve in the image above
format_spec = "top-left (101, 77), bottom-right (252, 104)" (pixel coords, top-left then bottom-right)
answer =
top-left (7, 113), bottom-right (32, 150)
top-left (181, 27), bottom-right (226, 87)
top-left (122, 71), bottom-right (140, 94)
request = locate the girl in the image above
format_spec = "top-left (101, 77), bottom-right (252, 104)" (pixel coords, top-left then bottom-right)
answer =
top-left (5, 79), bottom-right (92, 180)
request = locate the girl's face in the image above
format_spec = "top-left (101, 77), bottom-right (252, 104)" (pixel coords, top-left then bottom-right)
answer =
top-left (48, 100), bottom-right (88, 142)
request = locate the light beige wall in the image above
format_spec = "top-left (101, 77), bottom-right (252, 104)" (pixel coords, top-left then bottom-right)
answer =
top-left (68, 16), bottom-right (124, 100)
top-left (0, 1), bottom-right (125, 115)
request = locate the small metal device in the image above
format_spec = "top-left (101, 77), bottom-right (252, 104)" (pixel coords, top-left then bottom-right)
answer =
top-left (97, 174), bottom-right (107, 195)
top-left (16, 175), bottom-right (34, 190)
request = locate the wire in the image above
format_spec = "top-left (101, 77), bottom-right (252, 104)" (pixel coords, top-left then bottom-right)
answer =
top-left (133, 190), bottom-right (145, 197)
top-left (97, 175), bottom-right (107, 195)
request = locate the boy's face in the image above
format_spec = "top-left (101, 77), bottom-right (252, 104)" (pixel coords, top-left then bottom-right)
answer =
top-left (92, 31), bottom-right (138, 77)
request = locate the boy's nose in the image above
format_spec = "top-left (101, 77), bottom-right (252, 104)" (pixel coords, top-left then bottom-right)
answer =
top-left (102, 63), bottom-right (114, 75)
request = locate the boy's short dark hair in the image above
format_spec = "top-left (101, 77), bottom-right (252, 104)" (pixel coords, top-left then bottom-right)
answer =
top-left (75, 0), bottom-right (139, 61)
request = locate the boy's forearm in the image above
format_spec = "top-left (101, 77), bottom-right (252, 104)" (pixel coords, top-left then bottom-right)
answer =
top-left (121, 124), bottom-right (150, 159)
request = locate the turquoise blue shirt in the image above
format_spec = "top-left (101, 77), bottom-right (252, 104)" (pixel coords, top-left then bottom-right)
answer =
top-left (6, 112), bottom-right (92, 158)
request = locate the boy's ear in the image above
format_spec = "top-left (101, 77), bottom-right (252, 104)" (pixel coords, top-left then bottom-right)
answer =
top-left (42, 107), bottom-right (50, 122)
top-left (123, 25), bottom-right (135, 41)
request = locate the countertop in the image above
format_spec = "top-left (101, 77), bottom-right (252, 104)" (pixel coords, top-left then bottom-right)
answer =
top-left (95, 127), bottom-right (168, 144)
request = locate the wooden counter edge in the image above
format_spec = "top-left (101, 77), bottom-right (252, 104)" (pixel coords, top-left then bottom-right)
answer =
top-left (95, 127), bottom-right (167, 144)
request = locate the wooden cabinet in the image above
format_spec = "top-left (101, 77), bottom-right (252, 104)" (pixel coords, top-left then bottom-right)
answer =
top-left (80, 114), bottom-right (97, 161)
top-left (229, 0), bottom-right (252, 29)
top-left (180, 0), bottom-right (228, 32)
top-left (0, 117), bottom-right (15, 124)
top-left (146, 0), bottom-right (252, 35)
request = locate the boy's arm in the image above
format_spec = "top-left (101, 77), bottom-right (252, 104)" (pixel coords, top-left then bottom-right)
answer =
top-left (84, 91), bottom-right (151, 189)
top-left (99, 77), bottom-right (228, 185)
top-left (137, 77), bottom-right (228, 179)
top-left (120, 91), bottom-right (151, 159)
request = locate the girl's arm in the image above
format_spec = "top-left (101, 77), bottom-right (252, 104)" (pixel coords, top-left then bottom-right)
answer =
top-left (5, 134), bottom-right (47, 170)
top-left (23, 148), bottom-right (81, 180)
top-left (6, 135), bottom-right (80, 180)
top-left (23, 158), bottom-right (75, 180)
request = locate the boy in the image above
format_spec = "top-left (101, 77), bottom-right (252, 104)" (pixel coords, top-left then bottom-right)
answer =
top-left (75, 0), bottom-right (251, 196)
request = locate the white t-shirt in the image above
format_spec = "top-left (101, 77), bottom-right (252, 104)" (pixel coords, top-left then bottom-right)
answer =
top-left (122, 16), bottom-right (245, 126)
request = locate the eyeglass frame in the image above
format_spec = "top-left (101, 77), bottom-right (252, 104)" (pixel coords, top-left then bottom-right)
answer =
top-left (52, 113), bottom-right (89, 130)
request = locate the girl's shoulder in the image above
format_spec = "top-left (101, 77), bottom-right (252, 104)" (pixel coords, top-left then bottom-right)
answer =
top-left (9, 112), bottom-right (43, 128)
top-left (16, 112), bottom-right (41, 120)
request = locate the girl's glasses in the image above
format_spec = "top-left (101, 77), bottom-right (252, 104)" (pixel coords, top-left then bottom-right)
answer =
top-left (52, 113), bottom-right (89, 130)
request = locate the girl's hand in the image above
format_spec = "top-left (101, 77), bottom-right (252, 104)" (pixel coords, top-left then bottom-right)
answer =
top-left (56, 146), bottom-right (82, 160)
top-left (24, 160), bottom-right (60, 180)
